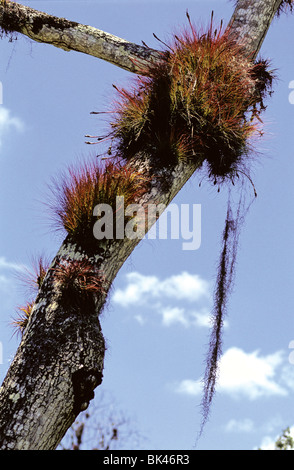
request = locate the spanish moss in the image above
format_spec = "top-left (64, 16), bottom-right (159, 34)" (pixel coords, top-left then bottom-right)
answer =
top-left (199, 185), bottom-right (255, 437)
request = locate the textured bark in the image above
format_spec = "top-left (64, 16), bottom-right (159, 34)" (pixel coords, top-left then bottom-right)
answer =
top-left (0, 1), bottom-right (160, 73)
top-left (0, 241), bottom-right (106, 449)
top-left (228, 0), bottom-right (282, 58)
top-left (0, 0), bottom-right (283, 70)
top-left (0, 0), bottom-right (282, 450)
top-left (0, 157), bottom-right (199, 450)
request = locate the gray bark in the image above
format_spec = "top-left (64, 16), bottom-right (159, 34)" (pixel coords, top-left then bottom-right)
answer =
top-left (0, 0), bottom-right (284, 450)
top-left (228, 0), bottom-right (282, 58)
top-left (0, 0), bottom-right (282, 70)
top-left (0, 155), bottom-right (200, 450)
top-left (0, 1), bottom-right (161, 73)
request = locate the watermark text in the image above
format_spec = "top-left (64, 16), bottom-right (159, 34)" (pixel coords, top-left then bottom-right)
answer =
top-left (93, 197), bottom-right (201, 251)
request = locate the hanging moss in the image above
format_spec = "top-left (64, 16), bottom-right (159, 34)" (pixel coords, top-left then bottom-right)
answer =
top-left (198, 186), bottom-right (257, 436)
top-left (200, 197), bottom-right (240, 432)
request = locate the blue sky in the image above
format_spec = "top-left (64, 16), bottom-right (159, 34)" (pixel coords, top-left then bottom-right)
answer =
top-left (1, 0), bottom-right (294, 451)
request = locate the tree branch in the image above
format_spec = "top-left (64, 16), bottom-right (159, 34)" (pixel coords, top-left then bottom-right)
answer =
top-left (0, 1), bottom-right (161, 73)
top-left (0, 0), bottom-right (283, 71)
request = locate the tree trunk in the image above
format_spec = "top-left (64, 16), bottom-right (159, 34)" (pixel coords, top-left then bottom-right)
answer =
top-left (0, 156), bottom-right (199, 450)
top-left (0, 0), bottom-right (284, 450)
top-left (0, 239), bottom-right (106, 449)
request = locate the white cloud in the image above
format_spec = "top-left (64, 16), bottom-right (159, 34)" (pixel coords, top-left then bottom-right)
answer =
top-left (258, 426), bottom-right (294, 450)
top-left (174, 347), bottom-right (287, 400)
top-left (0, 274), bottom-right (11, 291)
top-left (175, 379), bottom-right (203, 396)
top-left (257, 436), bottom-right (277, 450)
top-left (225, 418), bottom-right (254, 433)
top-left (113, 271), bottom-right (211, 307)
top-left (159, 272), bottom-right (210, 302)
top-left (133, 314), bottom-right (146, 326)
top-left (0, 257), bottom-right (27, 294)
top-left (0, 257), bottom-right (26, 272)
top-left (280, 363), bottom-right (294, 391)
top-left (0, 107), bottom-right (24, 149)
top-left (158, 306), bottom-right (213, 328)
top-left (113, 272), bottom-right (158, 307)
top-left (160, 306), bottom-right (188, 327)
top-left (218, 347), bottom-right (287, 399)
top-left (192, 310), bottom-right (212, 328)
top-left (113, 271), bottom-right (212, 328)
